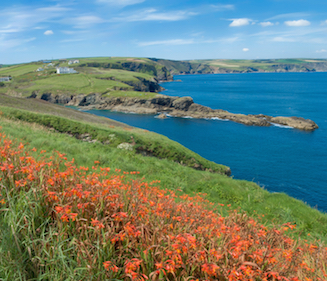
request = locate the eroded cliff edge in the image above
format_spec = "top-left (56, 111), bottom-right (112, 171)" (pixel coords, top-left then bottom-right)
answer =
top-left (61, 94), bottom-right (318, 131)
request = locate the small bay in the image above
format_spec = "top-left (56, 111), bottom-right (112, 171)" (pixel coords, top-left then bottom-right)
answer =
top-left (85, 72), bottom-right (327, 212)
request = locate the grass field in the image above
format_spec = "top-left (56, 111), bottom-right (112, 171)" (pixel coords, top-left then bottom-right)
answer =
top-left (0, 128), bottom-right (325, 280)
top-left (0, 63), bottom-right (41, 77)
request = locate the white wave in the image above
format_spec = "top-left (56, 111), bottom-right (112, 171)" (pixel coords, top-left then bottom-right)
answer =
top-left (269, 122), bottom-right (293, 129)
top-left (211, 117), bottom-right (230, 121)
top-left (182, 116), bottom-right (194, 119)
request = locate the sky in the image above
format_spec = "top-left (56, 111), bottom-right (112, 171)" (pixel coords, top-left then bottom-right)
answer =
top-left (1, 0), bottom-right (327, 64)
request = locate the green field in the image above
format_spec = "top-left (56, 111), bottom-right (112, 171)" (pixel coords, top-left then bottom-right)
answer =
top-left (0, 63), bottom-right (41, 77)
top-left (0, 58), bottom-right (164, 99)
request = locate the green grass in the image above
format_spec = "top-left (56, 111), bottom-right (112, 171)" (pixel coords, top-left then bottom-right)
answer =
top-left (91, 68), bottom-right (154, 81)
top-left (0, 99), bottom-right (326, 243)
top-left (1, 58), bottom-right (163, 99)
top-left (0, 63), bottom-right (41, 77)
top-left (0, 97), bottom-right (229, 175)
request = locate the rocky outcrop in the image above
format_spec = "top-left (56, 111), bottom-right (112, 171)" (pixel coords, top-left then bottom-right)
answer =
top-left (123, 77), bottom-right (164, 92)
top-left (40, 92), bottom-right (73, 104)
top-left (66, 94), bottom-right (318, 131)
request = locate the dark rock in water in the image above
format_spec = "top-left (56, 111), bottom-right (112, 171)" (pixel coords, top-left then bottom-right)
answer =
top-left (157, 113), bottom-right (167, 119)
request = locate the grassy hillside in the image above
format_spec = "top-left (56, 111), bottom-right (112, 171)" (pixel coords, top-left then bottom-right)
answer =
top-left (0, 57), bottom-right (172, 100)
top-left (0, 131), bottom-right (326, 280)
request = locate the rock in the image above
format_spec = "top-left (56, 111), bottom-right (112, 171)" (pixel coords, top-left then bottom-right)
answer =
top-left (157, 113), bottom-right (167, 119)
top-left (33, 91), bottom-right (319, 131)
top-left (40, 93), bottom-right (73, 104)
top-left (172, 97), bottom-right (194, 111)
top-left (269, 116), bottom-right (319, 131)
top-left (117, 143), bottom-right (133, 151)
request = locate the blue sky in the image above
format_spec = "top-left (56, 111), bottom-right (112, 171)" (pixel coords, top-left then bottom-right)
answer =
top-left (1, 0), bottom-right (327, 64)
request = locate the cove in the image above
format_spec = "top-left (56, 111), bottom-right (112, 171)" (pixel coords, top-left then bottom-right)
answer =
top-left (85, 72), bottom-right (327, 212)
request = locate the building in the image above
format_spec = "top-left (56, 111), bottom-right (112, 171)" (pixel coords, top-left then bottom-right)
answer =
top-left (68, 59), bottom-right (80, 65)
top-left (56, 67), bottom-right (77, 74)
top-left (0, 77), bottom-right (11, 82)
top-left (37, 68), bottom-right (44, 72)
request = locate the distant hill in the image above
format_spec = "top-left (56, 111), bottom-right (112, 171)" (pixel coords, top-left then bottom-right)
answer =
top-left (1, 57), bottom-right (327, 102)
top-left (150, 58), bottom-right (327, 74)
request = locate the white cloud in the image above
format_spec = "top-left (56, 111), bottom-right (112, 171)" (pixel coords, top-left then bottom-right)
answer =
top-left (272, 37), bottom-right (296, 42)
top-left (113, 9), bottom-right (197, 22)
top-left (229, 18), bottom-right (252, 27)
top-left (36, 6), bottom-right (71, 13)
top-left (60, 38), bottom-right (85, 43)
top-left (211, 5), bottom-right (234, 11)
top-left (267, 13), bottom-right (310, 21)
top-left (243, 48), bottom-right (249, 52)
top-left (44, 30), bottom-right (54, 35)
top-left (0, 36), bottom-right (36, 49)
top-left (138, 39), bottom-right (195, 46)
top-left (260, 21), bottom-right (274, 27)
top-left (316, 49), bottom-right (327, 53)
top-left (284, 19), bottom-right (310, 27)
top-left (71, 15), bottom-right (105, 28)
top-left (97, 0), bottom-right (145, 6)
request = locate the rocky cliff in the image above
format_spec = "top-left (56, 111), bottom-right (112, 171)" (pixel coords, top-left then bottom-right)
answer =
top-left (50, 94), bottom-right (319, 131)
top-left (149, 58), bottom-right (327, 75)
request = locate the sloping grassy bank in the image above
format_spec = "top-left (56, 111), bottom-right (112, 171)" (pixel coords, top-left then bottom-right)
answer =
top-left (0, 122), bottom-right (326, 280)
top-left (0, 100), bottom-right (326, 244)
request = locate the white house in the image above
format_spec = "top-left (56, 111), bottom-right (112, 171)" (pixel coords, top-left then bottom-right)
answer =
top-left (56, 67), bottom-right (77, 74)
top-left (37, 68), bottom-right (44, 72)
top-left (68, 59), bottom-right (80, 65)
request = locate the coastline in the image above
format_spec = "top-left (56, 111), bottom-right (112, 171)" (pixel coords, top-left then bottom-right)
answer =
top-left (63, 93), bottom-right (318, 131)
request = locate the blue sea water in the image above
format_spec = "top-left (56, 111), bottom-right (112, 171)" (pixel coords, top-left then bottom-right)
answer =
top-left (85, 72), bottom-right (327, 212)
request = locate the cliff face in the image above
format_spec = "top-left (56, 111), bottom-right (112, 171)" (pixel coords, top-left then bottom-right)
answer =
top-left (149, 58), bottom-right (327, 75)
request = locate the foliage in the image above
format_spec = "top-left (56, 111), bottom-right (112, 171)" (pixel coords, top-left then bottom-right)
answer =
top-left (0, 130), bottom-right (326, 280)
top-left (0, 104), bottom-right (327, 244)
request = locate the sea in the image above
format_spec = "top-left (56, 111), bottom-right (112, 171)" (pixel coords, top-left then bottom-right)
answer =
top-left (85, 72), bottom-right (327, 212)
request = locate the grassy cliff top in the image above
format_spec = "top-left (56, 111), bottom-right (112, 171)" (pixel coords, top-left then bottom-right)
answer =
top-left (0, 57), bottom-right (172, 99)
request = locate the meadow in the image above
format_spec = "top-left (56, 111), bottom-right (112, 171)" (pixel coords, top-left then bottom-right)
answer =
top-left (0, 114), bottom-right (326, 280)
